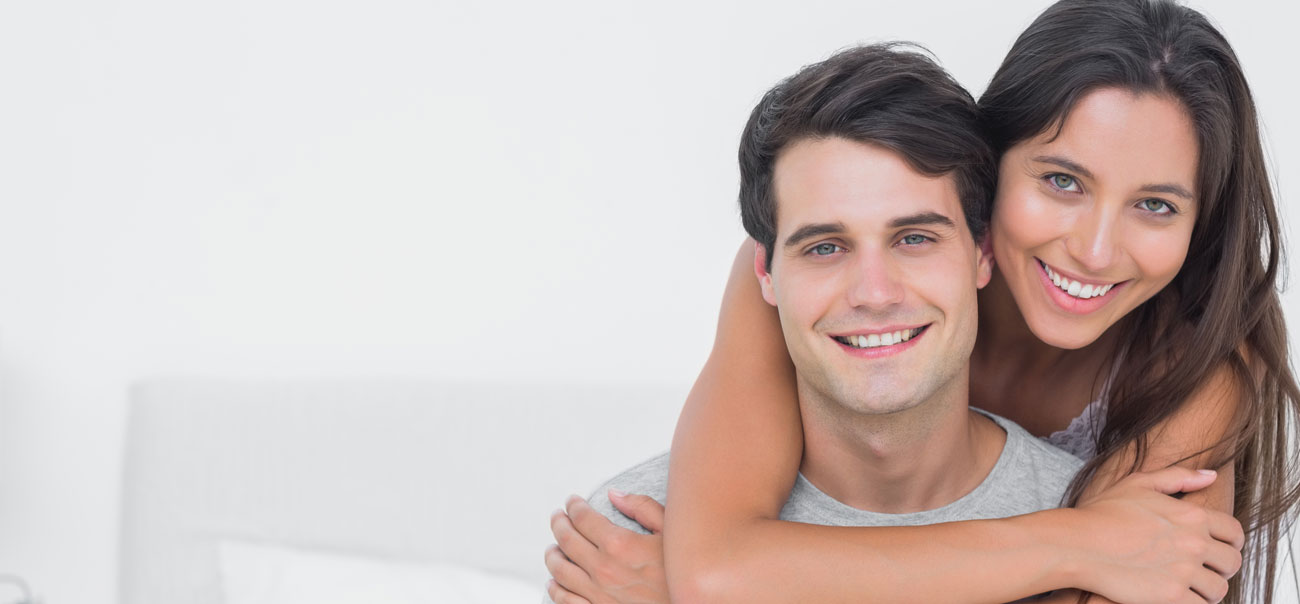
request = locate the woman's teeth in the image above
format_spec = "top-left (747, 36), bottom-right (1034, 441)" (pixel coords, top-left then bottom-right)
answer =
top-left (1041, 261), bottom-right (1115, 299)
top-left (836, 327), bottom-right (923, 349)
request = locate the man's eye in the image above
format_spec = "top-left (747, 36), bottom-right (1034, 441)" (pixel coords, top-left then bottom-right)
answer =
top-left (810, 243), bottom-right (841, 256)
top-left (1047, 173), bottom-right (1080, 192)
top-left (900, 234), bottom-right (930, 246)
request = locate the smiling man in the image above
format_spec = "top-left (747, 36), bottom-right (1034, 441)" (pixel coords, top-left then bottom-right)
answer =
top-left (544, 43), bottom-right (1083, 603)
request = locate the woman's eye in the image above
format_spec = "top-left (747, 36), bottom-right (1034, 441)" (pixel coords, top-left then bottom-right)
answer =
top-left (1047, 173), bottom-right (1080, 192)
top-left (1139, 198), bottom-right (1175, 214)
top-left (810, 243), bottom-right (841, 256)
top-left (900, 234), bottom-right (930, 246)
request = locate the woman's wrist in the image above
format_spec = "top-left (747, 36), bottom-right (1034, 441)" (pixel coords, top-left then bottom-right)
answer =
top-left (1006, 508), bottom-right (1094, 595)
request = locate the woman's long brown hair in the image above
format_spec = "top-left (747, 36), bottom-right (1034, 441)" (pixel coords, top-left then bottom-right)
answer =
top-left (979, 0), bottom-right (1300, 600)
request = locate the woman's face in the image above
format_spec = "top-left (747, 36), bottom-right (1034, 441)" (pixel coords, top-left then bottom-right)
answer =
top-left (991, 87), bottom-right (1199, 350)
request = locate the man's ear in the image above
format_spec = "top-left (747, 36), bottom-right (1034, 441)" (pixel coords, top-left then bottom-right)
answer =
top-left (975, 232), bottom-right (994, 289)
top-left (754, 242), bottom-right (778, 306)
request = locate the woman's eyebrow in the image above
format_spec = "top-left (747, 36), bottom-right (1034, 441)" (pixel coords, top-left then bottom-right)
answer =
top-left (1032, 155), bottom-right (1094, 180)
top-left (1034, 154), bottom-right (1194, 200)
top-left (1139, 183), bottom-right (1195, 201)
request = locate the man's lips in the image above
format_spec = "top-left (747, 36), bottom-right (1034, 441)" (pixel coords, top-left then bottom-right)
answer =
top-left (830, 324), bottom-right (928, 349)
top-left (830, 324), bottom-right (930, 358)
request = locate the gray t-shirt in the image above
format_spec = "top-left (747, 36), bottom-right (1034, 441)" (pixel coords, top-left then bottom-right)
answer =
top-left (542, 410), bottom-right (1081, 602)
top-left (585, 410), bottom-right (1081, 533)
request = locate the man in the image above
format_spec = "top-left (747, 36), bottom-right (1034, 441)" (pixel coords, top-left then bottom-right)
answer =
top-left (545, 43), bottom-right (1083, 603)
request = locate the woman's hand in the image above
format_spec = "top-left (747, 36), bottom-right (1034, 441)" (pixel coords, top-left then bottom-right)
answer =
top-left (1069, 466), bottom-right (1244, 603)
top-left (545, 491), bottom-right (670, 604)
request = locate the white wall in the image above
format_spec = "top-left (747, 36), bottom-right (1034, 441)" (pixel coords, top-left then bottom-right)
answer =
top-left (0, 0), bottom-right (1295, 602)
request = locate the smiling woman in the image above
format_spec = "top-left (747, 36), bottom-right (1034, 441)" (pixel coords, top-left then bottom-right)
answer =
top-left (991, 88), bottom-right (1199, 343)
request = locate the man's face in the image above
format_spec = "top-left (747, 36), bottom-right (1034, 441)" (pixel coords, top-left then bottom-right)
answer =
top-left (757, 137), bottom-right (992, 416)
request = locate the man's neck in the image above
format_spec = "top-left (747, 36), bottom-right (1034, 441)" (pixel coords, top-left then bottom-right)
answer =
top-left (796, 370), bottom-right (1007, 514)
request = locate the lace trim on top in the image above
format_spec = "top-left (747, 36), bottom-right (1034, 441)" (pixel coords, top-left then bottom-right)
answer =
top-left (1043, 398), bottom-right (1104, 460)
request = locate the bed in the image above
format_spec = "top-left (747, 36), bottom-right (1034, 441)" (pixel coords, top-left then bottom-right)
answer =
top-left (117, 379), bottom-right (685, 604)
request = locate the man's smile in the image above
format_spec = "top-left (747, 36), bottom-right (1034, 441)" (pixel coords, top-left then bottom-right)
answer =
top-left (830, 324), bottom-right (931, 357)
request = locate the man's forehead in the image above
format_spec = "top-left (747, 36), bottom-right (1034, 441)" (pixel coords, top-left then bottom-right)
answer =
top-left (772, 141), bottom-right (965, 242)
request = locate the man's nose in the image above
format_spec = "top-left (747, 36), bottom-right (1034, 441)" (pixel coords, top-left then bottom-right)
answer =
top-left (1065, 202), bottom-right (1122, 273)
top-left (846, 249), bottom-right (905, 309)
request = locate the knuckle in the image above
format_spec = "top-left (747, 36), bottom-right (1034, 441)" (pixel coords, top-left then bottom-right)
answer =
top-left (555, 526), bottom-right (578, 550)
top-left (1210, 579), bottom-right (1229, 601)
top-left (603, 532), bottom-right (630, 556)
top-left (1158, 583), bottom-right (1185, 602)
top-left (591, 561), bottom-right (621, 586)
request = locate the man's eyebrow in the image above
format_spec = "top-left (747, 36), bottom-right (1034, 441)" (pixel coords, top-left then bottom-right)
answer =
top-left (888, 212), bottom-right (956, 229)
top-left (1032, 155), bottom-right (1095, 180)
top-left (1033, 154), bottom-right (1194, 201)
top-left (783, 222), bottom-right (846, 248)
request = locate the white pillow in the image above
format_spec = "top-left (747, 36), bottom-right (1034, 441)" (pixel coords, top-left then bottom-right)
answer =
top-left (218, 540), bottom-right (539, 604)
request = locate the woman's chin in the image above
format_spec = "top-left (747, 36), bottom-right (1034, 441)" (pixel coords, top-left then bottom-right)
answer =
top-left (1023, 313), bottom-right (1107, 351)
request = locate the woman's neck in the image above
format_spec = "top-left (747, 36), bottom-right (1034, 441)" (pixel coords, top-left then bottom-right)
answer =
top-left (972, 267), bottom-right (1120, 434)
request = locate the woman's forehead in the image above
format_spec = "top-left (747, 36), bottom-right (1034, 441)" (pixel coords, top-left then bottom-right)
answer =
top-left (1016, 88), bottom-right (1199, 199)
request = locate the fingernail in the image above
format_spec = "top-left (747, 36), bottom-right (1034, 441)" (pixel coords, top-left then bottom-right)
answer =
top-left (609, 488), bottom-right (627, 499)
top-left (1198, 469), bottom-right (1217, 475)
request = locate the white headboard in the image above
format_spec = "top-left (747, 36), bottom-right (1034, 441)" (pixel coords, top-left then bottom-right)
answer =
top-left (118, 379), bottom-right (685, 604)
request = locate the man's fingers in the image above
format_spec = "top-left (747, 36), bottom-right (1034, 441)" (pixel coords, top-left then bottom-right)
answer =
top-left (1207, 511), bottom-right (1246, 551)
top-left (551, 509), bottom-right (601, 568)
top-left (608, 490), bottom-right (666, 533)
top-left (1132, 466), bottom-right (1217, 495)
top-left (547, 578), bottom-right (593, 604)
top-left (566, 495), bottom-right (625, 546)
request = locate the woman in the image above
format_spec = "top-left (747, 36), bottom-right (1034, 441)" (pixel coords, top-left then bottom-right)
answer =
top-left (547, 0), bottom-right (1299, 601)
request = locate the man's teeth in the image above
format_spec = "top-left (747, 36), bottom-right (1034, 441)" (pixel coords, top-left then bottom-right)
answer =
top-left (1041, 262), bottom-right (1115, 300)
top-left (839, 328), bottom-right (922, 349)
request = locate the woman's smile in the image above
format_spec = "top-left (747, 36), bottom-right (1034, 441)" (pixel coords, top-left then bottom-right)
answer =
top-left (1034, 258), bottom-right (1129, 314)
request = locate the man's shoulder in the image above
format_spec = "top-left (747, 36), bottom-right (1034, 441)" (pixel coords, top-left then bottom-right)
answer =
top-left (980, 408), bottom-right (1083, 469)
top-left (983, 410), bottom-right (1084, 508)
top-left (583, 451), bottom-right (671, 535)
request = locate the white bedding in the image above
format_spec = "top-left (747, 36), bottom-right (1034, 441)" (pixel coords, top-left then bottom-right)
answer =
top-left (219, 540), bottom-right (537, 604)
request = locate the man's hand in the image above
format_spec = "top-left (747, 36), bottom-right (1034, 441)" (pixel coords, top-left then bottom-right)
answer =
top-left (545, 490), bottom-right (670, 604)
top-left (1069, 467), bottom-right (1244, 603)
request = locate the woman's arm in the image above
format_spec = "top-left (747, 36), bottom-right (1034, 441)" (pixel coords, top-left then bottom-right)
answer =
top-left (654, 240), bottom-right (1242, 603)
top-left (661, 239), bottom-right (804, 598)
top-left (549, 468), bottom-right (1237, 603)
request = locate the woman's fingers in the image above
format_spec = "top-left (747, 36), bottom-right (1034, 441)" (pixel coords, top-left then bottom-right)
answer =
top-left (1207, 510), bottom-right (1245, 551)
top-left (545, 545), bottom-right (594, 596)
top-left (1127, 466), bottom-right (1218, 496)
top-left (608, 490), bottom-right (665, 533)
top-left (566, 495), bottom-right (629, 548)
top-left (1187, 566), bottom-right (1230, 603)
top-left (1202, 539), bottom-right (1244, 579)
top-left (551, 508), bottom-right (600, 568)
top-left (547, 578), bottom-right (593, 604)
